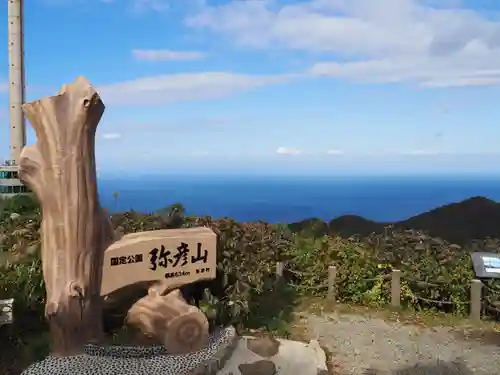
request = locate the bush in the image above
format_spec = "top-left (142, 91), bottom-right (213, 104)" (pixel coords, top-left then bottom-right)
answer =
top-left (1, 198), bottom-right (500, 355)
top-left (191, 217), bottom-right (294, 328)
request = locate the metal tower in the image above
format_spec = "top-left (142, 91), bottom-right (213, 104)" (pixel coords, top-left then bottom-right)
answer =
top-left (0, 0), bottom-right (28, 198)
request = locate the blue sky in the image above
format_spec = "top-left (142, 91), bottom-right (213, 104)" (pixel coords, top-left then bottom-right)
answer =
top-left (1, 0), bottom-right (500, 176)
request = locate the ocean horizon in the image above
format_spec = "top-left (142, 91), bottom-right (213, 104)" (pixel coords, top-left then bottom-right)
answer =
top-left (97, 174), bottom-right (500, 224)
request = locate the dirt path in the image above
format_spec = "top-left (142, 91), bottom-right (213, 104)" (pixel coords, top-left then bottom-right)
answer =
top-left (295, 311), bottom-right (500, 375)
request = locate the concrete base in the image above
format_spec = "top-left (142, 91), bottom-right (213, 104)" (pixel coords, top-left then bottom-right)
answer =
top-left (20, 326), bottom-right (238, 375)
top-left (19, 329), bottom-right (328, 375)
top-left (218, 337), bottom-right (328, 375)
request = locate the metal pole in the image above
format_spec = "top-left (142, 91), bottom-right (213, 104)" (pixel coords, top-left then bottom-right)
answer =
top-left (8, 0), bottom-right (26, 165)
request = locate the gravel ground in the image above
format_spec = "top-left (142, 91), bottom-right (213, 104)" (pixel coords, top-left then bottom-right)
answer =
top-left (301, 312), bottom-right (500, 375)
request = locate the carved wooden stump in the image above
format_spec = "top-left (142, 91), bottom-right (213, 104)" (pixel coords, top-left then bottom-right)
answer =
top-left (127, 285), bottom-right (209, 354)
top-left (18, 76), bottom-right (114, 356)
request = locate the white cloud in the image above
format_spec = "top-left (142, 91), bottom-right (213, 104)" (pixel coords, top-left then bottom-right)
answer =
top-left (326, 149), bottom-right (344, 155)
top-left (132, 0), bottom-right (168, 12)
top-left (190, 151), bottom-right (210, 157)
top-left (186, 0), bottom-right (500, 87)
top-left (132, 49), bottom-right (205, 61)
top-left (276, 146), bottom-right (302, 155)
top-left (44, 0), bottom-right (169, 12)
top-left (403, 149), bottom-right (441, 155)
top-left (98, 72), bottom-right (293, 106)
top-left (101, 132), bottom-right (122, 140)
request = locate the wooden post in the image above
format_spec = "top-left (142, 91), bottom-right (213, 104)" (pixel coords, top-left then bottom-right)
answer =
top-left (327, 265), bottom-right (336, 302)
top-left (18, 77), bottom-right (114, 356)
top-left (470, 279), bottom-right (482, 322)
top-left (276, 261), bottom-right (284, 280)
top-left (391, 269), bottom-right (401, 308)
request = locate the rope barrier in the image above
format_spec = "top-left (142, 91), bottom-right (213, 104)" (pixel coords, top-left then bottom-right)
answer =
top-left (358, 274), bottom-right (392, 282)
top-left (482, 283), bottom-right (500, 296)
top-left (278, 262), bottom-right (500, 318)
top-left (401, 276), bottom-right (448, 287)
top-left (484, 300), bottom-right (500, 314)
top-left (285, 266), bottom-right (392, 283)
top-left (411, 294), bottom-right (470, 306)
top-left (284, 267), bottom-right (300, 275)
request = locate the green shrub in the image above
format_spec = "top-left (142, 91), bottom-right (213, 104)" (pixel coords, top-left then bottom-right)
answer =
top-left (1, 197), bottom-right (500, 349)
top-left (190, 217), bottom-right (294, 328)
top-left (284, 235), bottom-right (385, 304)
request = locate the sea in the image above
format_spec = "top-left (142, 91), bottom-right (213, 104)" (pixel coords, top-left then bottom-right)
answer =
top-left (97, 174), bottom-right (500, 223)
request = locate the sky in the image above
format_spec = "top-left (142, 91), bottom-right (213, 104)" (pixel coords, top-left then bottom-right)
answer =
top-left (0, 0), bottom-right (500, 176)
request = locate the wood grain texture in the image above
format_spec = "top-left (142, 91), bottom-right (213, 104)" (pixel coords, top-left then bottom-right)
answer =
top-left (18, 76), bottom-right (114, 356)
top-left (127, 283), bottom-right (209, 354)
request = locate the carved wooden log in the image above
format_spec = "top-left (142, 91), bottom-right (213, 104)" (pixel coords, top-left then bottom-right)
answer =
top-left (18, 77), bottom-right (114, 356)
top-left (126, 283), bottom-right (209, 354)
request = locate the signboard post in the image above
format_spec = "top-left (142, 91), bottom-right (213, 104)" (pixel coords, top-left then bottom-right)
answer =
top-left (17, 77), bottom-right (217, 357)
top-left (0, 298), bottom-right (14, 325)
top-left (471, 252), bottom-right (500, 279)
top-left (101, 227), bottom-right (217, 353)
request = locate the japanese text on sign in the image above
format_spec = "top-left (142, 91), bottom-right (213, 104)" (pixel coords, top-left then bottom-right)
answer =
top-left (110, 253), bottom-right (143, 267)
top-left (101, 227), bottom-right (216, 297)
top-left (149, 242), bottom-right (209, 271)
top-left (165, 271), bottom-right (190, 279)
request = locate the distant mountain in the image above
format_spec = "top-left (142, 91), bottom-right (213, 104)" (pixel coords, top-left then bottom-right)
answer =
top-left (288, 218), bottom-right (328, 238)
top-left (289, 196), bottom-right (500, 245)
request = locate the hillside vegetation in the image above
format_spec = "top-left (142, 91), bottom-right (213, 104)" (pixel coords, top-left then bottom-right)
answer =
top-left (1, 195), bottom-right (500, 371)
top-left (293, 196), bottom-right (500, 246)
